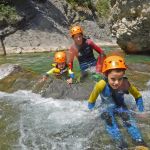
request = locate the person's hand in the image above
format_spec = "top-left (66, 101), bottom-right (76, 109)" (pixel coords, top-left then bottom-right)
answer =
top-left (136, 98), bottom-right (144, 112)
top-left (88, 102), bottom-right (95, 110)
top-left (67, 78), bottom-right (73, 84)
top-left (38, 76), bottom-right (48, 83)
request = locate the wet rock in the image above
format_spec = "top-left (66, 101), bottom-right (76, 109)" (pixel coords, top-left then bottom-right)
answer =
top-left (128, 63), bottom-right (150, 73)
top-left (0, 64), bottom-right (38, 92)
top-left (0, 63), bottom-right (95, 100)
top-left (126, 63), bottom-right (150, 90)
top-left (0, 64), bottom-right (22, 80)
top-left (37, 76), bottom-right (95, 100)
top-left (13, 78), bottom-right (31, 90)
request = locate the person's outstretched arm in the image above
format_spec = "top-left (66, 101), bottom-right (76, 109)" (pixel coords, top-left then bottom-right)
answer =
top-left (68, 46), bottom-right (76, 70)
top-left (88, 79), bottom-right (106, 110)
top-left (128, 84), bottom-right (144, 112)
top-left (87, 39), bottom-right (104, 54)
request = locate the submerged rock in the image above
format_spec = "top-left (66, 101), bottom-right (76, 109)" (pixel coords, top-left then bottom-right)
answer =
top-left (126, 63), bottom-right (150, 90)
top-left (0, 64), bottom-right (22, 80)
top-left (0, 63), bottom-right (95, 100)
top-left (37, 77), bottom-right (95, 100)
top-left (0, 64), bottom-right (37, 92)
top-left (0, 63), bottom-right (150, 100)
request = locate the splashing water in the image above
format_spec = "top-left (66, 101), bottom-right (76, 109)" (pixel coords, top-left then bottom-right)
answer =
top-left (0, 90), bottom-right (150, 150)
top-left (0, 91), bottom-right (101, 150)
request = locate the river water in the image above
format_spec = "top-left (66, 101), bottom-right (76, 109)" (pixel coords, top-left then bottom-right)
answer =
top-left (0, 90), bottom-right (150, 150)
top-left (0, 52), bottom-right (150, 149)
top-left (0, 90), bottom-right (102, 150)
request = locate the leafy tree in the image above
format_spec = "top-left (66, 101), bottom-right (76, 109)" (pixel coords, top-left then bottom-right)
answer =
top-left (66, 0), bottom-right (110, 17)
top-left (66, 0), bottom-right (92, 7)
top-left (0, 4), bottom-right (18, 25)
top-left (96, 0), bottom-right (111, 17)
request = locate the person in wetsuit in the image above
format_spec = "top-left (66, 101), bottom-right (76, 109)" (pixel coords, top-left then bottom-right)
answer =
top-left (68, 25), bottom-right (105, 80)
top-left (41, 51), bottom-right (74, 84)
top-left (87, 55), bottom-right (148, 149)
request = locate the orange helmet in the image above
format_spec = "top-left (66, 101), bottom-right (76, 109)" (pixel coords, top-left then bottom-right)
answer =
top-left (70, 25), bottom-right (83, 37)
top-left (102, 55), bottom-right (127, 73)
top-left (54, 51), bottom-right (66, 63)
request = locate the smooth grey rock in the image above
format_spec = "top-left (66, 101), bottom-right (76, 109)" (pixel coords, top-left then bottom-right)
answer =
top-left (0, 64), bottom-right (22, 80)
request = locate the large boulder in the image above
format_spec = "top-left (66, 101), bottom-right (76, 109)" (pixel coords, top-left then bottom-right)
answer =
top-left (0, 63), bottom-right (95, 100)
top-left (0, 64), bottom-right (37, 92)
top-left (111, 0), bottom-right (150, 54)
top-left (36, 76), bottom-right (95, 100)
top-left (1, 0), bottom-right (111, 54)
top-left (0, 64), bottom-right (22, 80)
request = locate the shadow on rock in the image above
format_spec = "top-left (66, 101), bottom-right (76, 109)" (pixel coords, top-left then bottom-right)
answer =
top-left (33, 76), bottom-right (95, 100)
top-left (0, 64), bottom-right (95, 100)
top-left (0, 64), bottom-right (38, 92)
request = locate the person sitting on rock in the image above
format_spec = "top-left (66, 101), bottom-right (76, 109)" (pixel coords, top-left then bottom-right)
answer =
top-left (40, 51), bottom-right (74, 84)
top-left (68, 25), bottom-right (105, 81)
top-left (87, 55), bottom-right (148, 149)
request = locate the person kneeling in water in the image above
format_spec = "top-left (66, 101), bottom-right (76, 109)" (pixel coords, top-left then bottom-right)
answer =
top-left (87, 55), bottom-right (149, 149)
top-left (41, 51), bottom-right (74, 84)
top-left (68, 25), bottom-right (105, 81)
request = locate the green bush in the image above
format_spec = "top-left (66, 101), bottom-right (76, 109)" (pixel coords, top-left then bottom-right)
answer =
top-left (0, 4), bottom-right (19, 25)
top-left (66, 0), bottom-right (91, 7)
top-left (66, 0), bottom-right (110, 17)
top-left (96, 0), bottom-right (111, 17)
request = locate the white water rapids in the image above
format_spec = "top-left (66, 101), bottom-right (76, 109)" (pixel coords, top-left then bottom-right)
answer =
top-left (0, 90), bottom-right (150, 150)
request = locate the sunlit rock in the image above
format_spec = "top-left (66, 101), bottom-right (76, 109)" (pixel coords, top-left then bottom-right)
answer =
top-left (0, 64), bottom-right (22, 80)
top-left (111, 0), bottom-right (150, 54)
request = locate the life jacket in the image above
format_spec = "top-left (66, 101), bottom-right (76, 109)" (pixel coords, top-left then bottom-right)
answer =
top-left (54, 65), bottom-right (68, 78)
top-left (76, 38), bottom-right (96, 66)
top-left (100, 77), bottom-right (130, 108)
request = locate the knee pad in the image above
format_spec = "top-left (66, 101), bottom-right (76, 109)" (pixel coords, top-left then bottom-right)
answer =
top-left (101, 112), bottom-right (113, 126)
top-left (120, 112), bottom-right (131, 127)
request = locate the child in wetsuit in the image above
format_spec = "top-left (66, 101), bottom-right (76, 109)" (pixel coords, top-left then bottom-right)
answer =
top-left (87, 55), bottom-right (148, 149)
top-left (41, 51), bottom-right (74, 84)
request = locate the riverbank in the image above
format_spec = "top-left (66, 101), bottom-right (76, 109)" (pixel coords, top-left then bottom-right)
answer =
top-left (0, 40), bottom-right (118, 55)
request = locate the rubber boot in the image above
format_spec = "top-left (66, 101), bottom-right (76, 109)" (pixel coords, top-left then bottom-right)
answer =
top-left (134, 138), bottom-right (148, 147)
top-left (116, 139), bottom-right (128, 150)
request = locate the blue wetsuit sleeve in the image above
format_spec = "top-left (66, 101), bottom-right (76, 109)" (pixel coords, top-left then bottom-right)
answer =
top-left (128, 84), bottom-right (144, 112)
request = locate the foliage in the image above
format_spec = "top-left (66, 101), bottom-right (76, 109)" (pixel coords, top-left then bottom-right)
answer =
top-left (96, 0), bottom-right (111, 17)
top-left (0, 4), bottom-right (19, 25)
top-left (66, 0), bottom-right (110, 17)
top-left (66, 0), bottom-right (92, 8)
